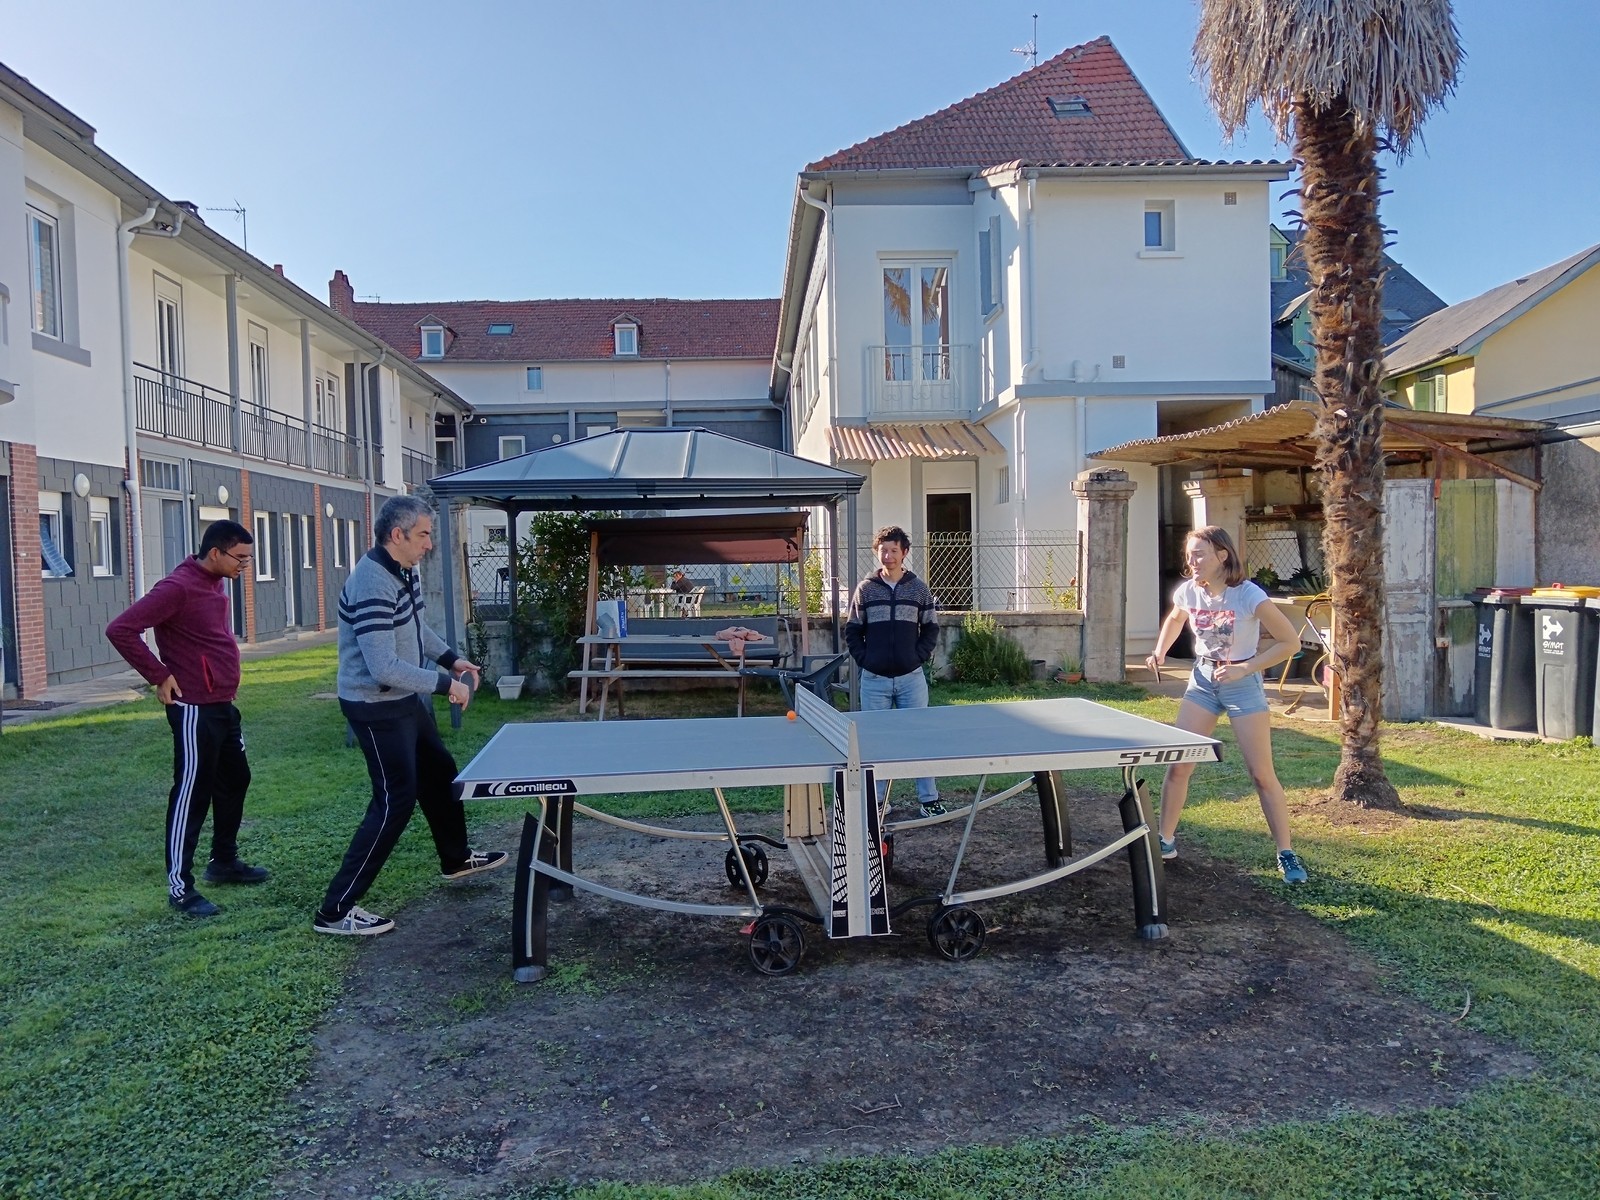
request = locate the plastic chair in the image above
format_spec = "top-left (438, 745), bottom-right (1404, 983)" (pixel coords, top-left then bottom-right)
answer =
top-left (1277, 596), bottom-right (1334, 710)
top-left (741, 653), bottom-right (848, 708)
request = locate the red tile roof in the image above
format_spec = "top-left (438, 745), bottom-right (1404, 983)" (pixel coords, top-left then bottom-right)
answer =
top-left (807, 37), bottom-right (1188, 172)
top-left (346, 296), bottom-right (780, 363)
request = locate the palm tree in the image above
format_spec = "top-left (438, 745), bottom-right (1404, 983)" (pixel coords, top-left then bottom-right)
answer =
top-left (1194, 1), bottom-right (1461, 808)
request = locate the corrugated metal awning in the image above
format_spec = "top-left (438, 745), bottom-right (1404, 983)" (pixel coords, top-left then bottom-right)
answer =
top-left (828, 422), bottom-right (1004, 462)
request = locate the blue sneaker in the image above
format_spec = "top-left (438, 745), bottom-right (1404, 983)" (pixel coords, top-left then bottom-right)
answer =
top-left (1277, 850), bottom-right (1309, 884)
top-left (1158, 835), bottom-right (1178, 861)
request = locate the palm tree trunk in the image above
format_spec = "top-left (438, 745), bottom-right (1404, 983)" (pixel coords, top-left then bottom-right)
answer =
top-left (1295, 96), bottom-right (1402, 810)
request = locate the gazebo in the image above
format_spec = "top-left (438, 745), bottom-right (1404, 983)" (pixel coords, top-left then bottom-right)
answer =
top-left (425, 428), bottom-right (865, 665)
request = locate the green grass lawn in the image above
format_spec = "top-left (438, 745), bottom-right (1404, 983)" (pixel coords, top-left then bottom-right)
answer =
top-left (2, 648), bottom-right (1596, 1198)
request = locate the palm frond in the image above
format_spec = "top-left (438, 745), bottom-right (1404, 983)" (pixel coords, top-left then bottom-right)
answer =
top-left (1194, 0), bottom-right (1462, 152)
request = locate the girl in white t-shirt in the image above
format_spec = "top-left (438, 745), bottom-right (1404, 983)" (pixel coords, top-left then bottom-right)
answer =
top-left (1145, 526), bottom-right (1309, 884)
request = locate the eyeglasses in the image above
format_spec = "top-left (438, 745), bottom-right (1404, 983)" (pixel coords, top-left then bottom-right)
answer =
top-left (222, 549), bottom-right (254, 566)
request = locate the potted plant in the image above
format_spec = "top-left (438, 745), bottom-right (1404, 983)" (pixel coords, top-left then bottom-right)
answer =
top-left (496, 674), bottom-right (526, 701)
top-left (1054, 656), bottom-right (1084, 685)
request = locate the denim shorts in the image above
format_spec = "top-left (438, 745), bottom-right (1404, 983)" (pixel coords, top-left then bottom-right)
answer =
top-left (1184, 659), bottom-right (1269, 717)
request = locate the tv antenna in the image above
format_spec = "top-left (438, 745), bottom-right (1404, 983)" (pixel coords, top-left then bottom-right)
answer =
top-left (205, 202), bottom-right (248, 251)
top-left (1012, 13), bottom-right (1038, 70)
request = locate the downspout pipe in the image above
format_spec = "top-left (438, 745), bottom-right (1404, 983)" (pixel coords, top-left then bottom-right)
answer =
top-left (117, 200), bottom-right (162, 599)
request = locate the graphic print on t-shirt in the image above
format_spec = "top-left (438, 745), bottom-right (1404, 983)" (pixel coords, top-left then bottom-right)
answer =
top-left (1190, 606), bottom-right (1236, 660)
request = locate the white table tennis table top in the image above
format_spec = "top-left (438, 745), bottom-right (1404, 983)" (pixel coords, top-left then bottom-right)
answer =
top-left (457, 696), bottom-right (1221, 798)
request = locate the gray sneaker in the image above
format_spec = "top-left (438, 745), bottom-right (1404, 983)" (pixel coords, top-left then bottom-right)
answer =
top-left (1158, 835), bottom-right (1178, 861)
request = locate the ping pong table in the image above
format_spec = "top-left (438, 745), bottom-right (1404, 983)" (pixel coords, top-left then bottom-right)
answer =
top-left (456, 687), bottom-right (1221, 981)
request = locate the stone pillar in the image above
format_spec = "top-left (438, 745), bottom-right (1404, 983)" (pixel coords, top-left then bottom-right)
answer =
top-left (1180, 471), bottom-right (1252, 564)
top-left (1073, 468), bottom-right (1137, 683)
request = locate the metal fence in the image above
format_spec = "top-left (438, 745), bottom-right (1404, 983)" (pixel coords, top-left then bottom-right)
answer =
top-left (1244, 521), bottom-right (1326, 590)
top-left (812, 530), bottom-right (1081, 613)
top-left (462, 530), bottom-right (1082, 622)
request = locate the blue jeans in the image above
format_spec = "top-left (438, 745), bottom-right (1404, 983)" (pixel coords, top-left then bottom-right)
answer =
top-left (1183, 660), bottom-right (1270, 717)
top-left (859, 667), bottom-right (938, 807)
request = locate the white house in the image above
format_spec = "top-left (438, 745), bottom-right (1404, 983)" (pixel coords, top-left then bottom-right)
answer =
top-left (0, 62), bottom-right (470, 696)
top-left (771, 37), bottom-right (1289, 646)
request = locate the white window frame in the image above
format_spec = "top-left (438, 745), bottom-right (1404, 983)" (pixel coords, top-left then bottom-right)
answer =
top-left (253, 512), bottom-right (274, 581)
top-left (345, 519), bottom-right (359, 568)
top-left (155, 275), bottom-right (184, 381)
top-left (420, 324), bottom-right (445, 359)
top-left (613, 323), bottom-right (638, 356)
top-left (498, 435), bottom-right (526, 459)
top-left (1141, 201), bottom-right (1177, 255)
top-left (38, 492), bottom-right (71, 578)
top-left (248, 323), bottom-right (270, 408)
top-left (996, 464), bottom-right (1010, 505)
top-left (881, 258), bottom-right (953, 384)
top-left (89, 496), bottom-right (114, 577)
top-left (331, 516), bottom-right (344, 568)
top-left (525, 366), bottom-right (544, 391)
top-left (300, 514), bottom-right (314, 568)
top-left (27, 205), bottom-right (63, 340)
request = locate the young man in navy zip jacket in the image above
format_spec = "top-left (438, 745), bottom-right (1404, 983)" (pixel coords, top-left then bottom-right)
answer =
top-left (312, 495), bottom-right (506, 937)
top-left (107, 519), bottom-right (268, 917)
top-left (845, 525), bottom-right (943, 817)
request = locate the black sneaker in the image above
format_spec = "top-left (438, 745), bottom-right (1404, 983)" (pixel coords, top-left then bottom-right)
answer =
top-left (170, 892), bottom-right (220, 918)
top-left (441, 849), bottom-right (509, 880)
top-left (918, 801), bottom-right (947, 819)
top-left (203, 859), bottom-right (271, 885)
top-left (312, 905), bottom-right (394, 936)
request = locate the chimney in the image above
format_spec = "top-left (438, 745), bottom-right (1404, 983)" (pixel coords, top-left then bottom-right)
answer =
top-left (272, 264), bottom-right (285, 275)
top-left (329, 269), bottom-right (355, 318)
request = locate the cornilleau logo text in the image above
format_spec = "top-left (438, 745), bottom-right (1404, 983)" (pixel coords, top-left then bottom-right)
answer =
top-left (469, 779), bottom-right (577, 798)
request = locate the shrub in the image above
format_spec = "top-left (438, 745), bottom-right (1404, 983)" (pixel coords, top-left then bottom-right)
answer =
top-left (947, 612), bottom-right (1032, 686)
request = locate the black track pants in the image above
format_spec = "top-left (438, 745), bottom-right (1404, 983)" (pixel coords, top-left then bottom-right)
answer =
top-left (320, 695), bottom-right (468, 919)
top-left (165, 701), bottom-right (251, 900)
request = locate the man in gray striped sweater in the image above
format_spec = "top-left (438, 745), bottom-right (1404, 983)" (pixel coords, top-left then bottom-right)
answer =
top-left (313, 495), bottom-right (506, 937)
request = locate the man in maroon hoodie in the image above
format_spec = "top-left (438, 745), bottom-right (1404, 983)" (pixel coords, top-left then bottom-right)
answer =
top-left (107, 519), bottom-right (267, 917)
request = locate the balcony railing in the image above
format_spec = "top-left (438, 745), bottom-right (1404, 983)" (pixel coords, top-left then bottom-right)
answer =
top-left (864, 343), bottom-right (975, 422)
top-left (403, 447), bottom-right (435, 488)
top-left (134, 363), bottom-right (382, 483)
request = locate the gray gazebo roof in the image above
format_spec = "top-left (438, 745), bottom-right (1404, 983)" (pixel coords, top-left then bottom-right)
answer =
top-left (428, 427), bottom-right (863, 509)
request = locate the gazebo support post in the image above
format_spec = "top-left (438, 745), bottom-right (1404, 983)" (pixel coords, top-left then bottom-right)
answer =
top-left (844, 495), bottom-right (859, 708)
top-left (578, 528), bottom-right (601, 714)
top-left (505, 503), bottom-right (523, 674)
top-left (438, 499), bottom-right (460, 653)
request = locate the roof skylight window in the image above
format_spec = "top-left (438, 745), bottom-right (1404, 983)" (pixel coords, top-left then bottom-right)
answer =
top-left (488, 323), bottom-right (514, 335)
top-left (1047, 96), bottom-right (1091, 117)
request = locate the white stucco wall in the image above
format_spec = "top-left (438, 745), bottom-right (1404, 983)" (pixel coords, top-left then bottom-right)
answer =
top-left (420, 357), bottom-right (769, 410)
top-left (20, 137), bottom-right (124, 467)
top-left (0, 100), bottom-right (36, 448)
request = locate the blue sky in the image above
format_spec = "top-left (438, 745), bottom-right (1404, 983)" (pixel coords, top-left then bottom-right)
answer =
top-left (6, 0), bottom-right (1596, 308)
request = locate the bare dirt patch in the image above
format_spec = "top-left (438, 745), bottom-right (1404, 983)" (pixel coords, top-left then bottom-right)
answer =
top-left (278, 782), bottom-right (1533, 1196)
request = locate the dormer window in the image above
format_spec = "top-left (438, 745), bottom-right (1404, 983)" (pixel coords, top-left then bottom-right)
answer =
top-left (420, 324), bottom-right (445, 359)
top-left (613, 322), bottom-right (639, 357)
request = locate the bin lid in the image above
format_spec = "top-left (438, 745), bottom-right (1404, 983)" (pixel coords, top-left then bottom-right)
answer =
top-left (1529, 585), bottom-right (1600, 599)
top-left (1472, 586), bottom-right (1532, 596)
top-left (1476, 589), bottom-right (1530, 603)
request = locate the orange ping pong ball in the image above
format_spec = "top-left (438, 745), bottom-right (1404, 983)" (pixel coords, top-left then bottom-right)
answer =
top-left (786, 710), bottom-right (797, 721)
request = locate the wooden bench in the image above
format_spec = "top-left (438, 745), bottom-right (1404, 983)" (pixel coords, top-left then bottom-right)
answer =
top-left (571, 617), bottom-right (790, 719)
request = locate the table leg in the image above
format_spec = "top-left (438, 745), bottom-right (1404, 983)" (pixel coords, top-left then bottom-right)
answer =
top-left (1035, 770), bottom-right (1072, 867)
top-left (511, 810), bottom-right (555, 982)
top-left (1118, 772), bottom-right (1168, 940)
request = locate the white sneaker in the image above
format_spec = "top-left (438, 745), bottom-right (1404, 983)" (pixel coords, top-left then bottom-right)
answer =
top-left (313, 904), bottom-right (395, 936)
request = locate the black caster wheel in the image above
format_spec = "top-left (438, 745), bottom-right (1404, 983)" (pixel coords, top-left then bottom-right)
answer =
top-left (748, 913), bottom-right (806, 976)
top-left (927, 904), bottom-right (987, 961)
top-left (725, 842), bottom-right (770, 888)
